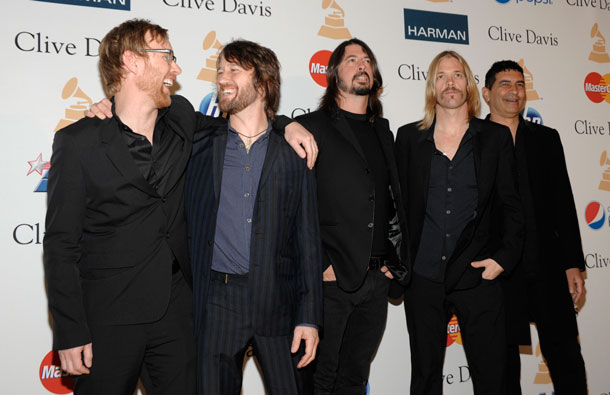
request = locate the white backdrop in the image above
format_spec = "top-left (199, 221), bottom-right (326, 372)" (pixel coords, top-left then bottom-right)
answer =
top-left (2, 0), bottom-right (609, 394)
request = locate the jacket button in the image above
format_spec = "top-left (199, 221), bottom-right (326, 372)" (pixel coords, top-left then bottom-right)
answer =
top-left (367, 222), bottom-right (374, 228)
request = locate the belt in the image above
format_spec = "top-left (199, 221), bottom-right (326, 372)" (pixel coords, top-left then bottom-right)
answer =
top-left (210, 270), bottom-right (249, 285)
top-left (368, 256), bottom-right (389, 271)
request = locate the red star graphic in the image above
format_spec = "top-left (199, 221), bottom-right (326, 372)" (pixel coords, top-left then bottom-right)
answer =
top-left (27, 153), bottom-right (50, 176)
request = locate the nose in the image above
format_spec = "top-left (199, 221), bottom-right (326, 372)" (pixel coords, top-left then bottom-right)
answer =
top-left (171, 61), bottom-right (182, 76)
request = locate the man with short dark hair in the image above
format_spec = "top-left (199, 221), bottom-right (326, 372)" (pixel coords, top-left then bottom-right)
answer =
top-left (482, 59), bottom-right (588, 395)
top-left (296, 38), bottom-right (409, 395)
top-left (185, 39), bottom-right (323, 395)
top-left (395, 51), bottom-right (524, 395)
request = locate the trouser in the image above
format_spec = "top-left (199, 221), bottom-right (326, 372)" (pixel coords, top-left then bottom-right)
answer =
top-left (506, 276), bottom-right (587, 395)
top-left (313, 269), bottom-right (390, 395)
top-left (198, 270), bottom-right (303, 395)
top-left (405, 274), bottom-right (507, 395)
top-left (74, 269), bottom-right (196, 395)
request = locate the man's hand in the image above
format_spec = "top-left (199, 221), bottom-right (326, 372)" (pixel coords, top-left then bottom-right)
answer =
top-left (58, 343), bottom-right (93, 375)
top-left (471, 258), bottom-right (504, 280)
top-left (322, 265), bottom-right (336, 282)
top-left (566, 268), bottom-right (585, 305)
top-left (285, 122), bottom-right (318, 170)
top-left (291, 325), bottom-right (319, 369)
top-left (84, 98), bottom-right (113, 119)
top-left (380, 265), bottom-right (394, 279)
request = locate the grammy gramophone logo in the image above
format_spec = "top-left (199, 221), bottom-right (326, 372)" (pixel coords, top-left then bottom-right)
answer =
top-left (517, 59), bottom-right (540, 102)
top-left (589, 23), bottom-right (610, 63)
top-left (533, 342), bottom-right (552, 385)
top-left (197, 30), bottom-right (224, 83)
top-left (54, 77), bottom-right (92, 132)
top-left (318, 0), bottom-right (352, 40)
top-left (599, 150), bottom-right (610, 192)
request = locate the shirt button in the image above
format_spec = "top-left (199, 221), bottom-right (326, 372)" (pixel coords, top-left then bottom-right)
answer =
top-left (441, 256), bottom-right (447, 261)
top-left (246, 218), bottom-right (252, 223)
top-left (449, 166), bottom-right (454, 170)
top-left (244, 192), bottom-right (250, 198)
top-left (162, 198), bottom-right (167, 203)
top-left (245, 166), bottom-right (250, 172)
top-left (367, 222), bottom-right (374, 228)
top-left (239, 143), bottom-right (244, 148)
top-left (447, 187), bottom-right (452, 192)
top-left (446, 210), bottom-right (451, 215)
top-left (369, 194), bottom-right (374, 202)
top-left (446, 233), bottom-right (451, 238)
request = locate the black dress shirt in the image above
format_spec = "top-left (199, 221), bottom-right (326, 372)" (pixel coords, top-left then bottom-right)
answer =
top-left (342, 110), bottom-right (390, 256)
top-left (413, 129), bottom-right (478, 282)
top-left (114, 106), bottom-right (184, 196)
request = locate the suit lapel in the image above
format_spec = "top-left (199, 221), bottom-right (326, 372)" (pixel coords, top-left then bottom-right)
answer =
top-left (333, 115), bottom-right (367, 165)
top-left (212, 129), bottom-right (228, 203)
top-left (163, 117), bottom-right (190, 194)
top-left (100, 125), bottom-right (158, 196)
top-left (257, 129), bottom-right (281, 191)
top-left (469, 119), bottom-right (483, 197)
top-left (417, 125), bottom-right (435, 206)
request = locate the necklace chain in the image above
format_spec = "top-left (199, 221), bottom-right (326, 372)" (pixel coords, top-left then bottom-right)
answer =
top-left (234, 128), bottom-right (267, 153)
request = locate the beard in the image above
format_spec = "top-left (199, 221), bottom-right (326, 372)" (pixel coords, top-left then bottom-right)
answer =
top-left (218, 80), bottom-right (259, 115)
top-left (136, 64), bottom-right (172, 108)
top-left (338, 72), bottom-right (372, 96)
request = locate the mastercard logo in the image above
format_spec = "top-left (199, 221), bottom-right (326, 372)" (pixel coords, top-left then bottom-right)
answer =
top-left (309, 50), bottom-right (332, 87)
top-left (584, 72), bottom-right (610, 103)
top-left (446, 314), bottom-right (463, 347)
top-left (39, 351), bottom-right (74, 394)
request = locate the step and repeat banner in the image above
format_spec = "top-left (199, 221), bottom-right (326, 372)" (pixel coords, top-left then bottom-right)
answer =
top-left (2, 0), bottom-right (609, 394)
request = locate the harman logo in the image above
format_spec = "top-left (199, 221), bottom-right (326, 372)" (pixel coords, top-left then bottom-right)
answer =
top-left (318, 0), bottom-right (352, 40)
top-left (199, 91), bottom-right (225, 118)
top-left (309, 50), bottom-right (332, 87)
top-left (39, 350), bottom-right (74, 394)
top-left (585, 201), bottom-right (607, 229)
top-left (27, 153), bottom-right (50, 193)
top-left (522, 107), bottom-right (543, 124)
top-left (518, 59), bottom-right (541, 101)
top-left (33, 0), bottom-right (130, 11)
top-left (403, 9), bottom-right (469, 45)
top-left (584, 72), bottom-right (610, 103)
top-left (589, 23), bottom-right (610, 63)
top-left (197, 31), bottom-right (224, 83)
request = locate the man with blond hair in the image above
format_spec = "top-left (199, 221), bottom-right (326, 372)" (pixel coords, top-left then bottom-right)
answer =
top-left (394, 51), bottom-right (523, 395)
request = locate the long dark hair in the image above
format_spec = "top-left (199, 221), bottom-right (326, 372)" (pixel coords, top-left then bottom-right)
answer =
top-left (319, 38), bottom-right (383, 122)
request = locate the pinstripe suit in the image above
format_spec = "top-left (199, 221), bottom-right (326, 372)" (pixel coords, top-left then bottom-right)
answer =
top-left (185, 124), bottom-right (323, 394)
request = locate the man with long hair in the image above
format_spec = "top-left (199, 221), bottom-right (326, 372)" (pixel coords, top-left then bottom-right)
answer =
top-left (482, 60), bottom-right (587, 395)
top-left (185, 40), bottom-right (322, 395)
top-left (395, 51), bottom-right (523, 394)
top-left (297, 38), bottom-right (408, 394)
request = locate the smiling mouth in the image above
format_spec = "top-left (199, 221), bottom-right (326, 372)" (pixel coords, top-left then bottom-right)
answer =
top-left (163, 79), bottom-right (174, 87)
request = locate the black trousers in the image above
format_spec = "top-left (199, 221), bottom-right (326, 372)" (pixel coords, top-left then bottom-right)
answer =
top-left (506, 277), bottom-right (587, 395)
top-left (198, 271), bottom-right (303, 395)
top-left (312, 269), bottom-right (390, 395)
top-left (405, 274), bottom-right (506, 395)
top-left (74, 270), bottom-right (196, 395)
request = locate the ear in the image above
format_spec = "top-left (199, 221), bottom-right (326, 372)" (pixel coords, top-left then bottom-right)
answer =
top-left (122, 50), bottom-right (140, 75)
top-left (481, 87), bottom-right (491, 104)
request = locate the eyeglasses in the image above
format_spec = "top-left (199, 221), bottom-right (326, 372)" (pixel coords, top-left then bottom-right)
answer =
top-left (138, 49), bottom-right (177, 64)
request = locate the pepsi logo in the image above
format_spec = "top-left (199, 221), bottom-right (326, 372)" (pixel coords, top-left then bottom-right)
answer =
top-left (585, 201), bottom-right (606, 229)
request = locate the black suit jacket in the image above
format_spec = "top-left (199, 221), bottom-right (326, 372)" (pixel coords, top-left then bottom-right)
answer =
top-left (296, 110), bottom-right (409, 292)
top-left (395, 117), bottom-right (524, 290)
top-left (185, 124), bottom-right (323, 338)
top-left (501, 117), bottom-right (585, 343)
top-left (43, 95), bottom-right (221, 350)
